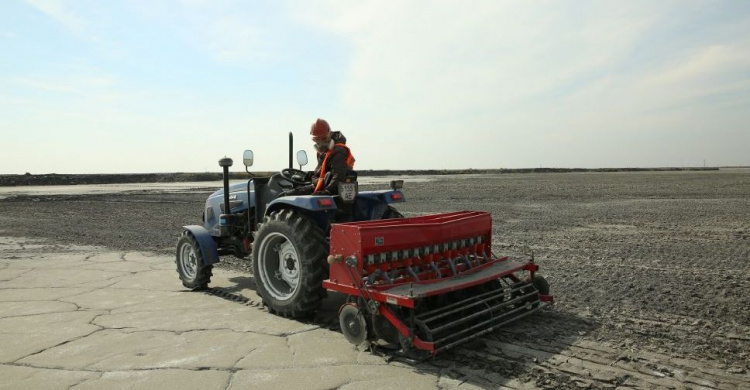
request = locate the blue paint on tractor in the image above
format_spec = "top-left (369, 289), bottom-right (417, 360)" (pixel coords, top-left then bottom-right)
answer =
top-left (354, 190), bottom-right (406, 220)
top-left (182, 225), bottom-right (220, 265)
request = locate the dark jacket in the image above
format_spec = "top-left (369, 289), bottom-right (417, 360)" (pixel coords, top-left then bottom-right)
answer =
top-left (311, 131), bottom-right (353, 194)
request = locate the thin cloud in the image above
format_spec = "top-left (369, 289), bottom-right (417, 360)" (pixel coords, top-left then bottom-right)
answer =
top-left (24, 0), bottom-right (84, 33)
top-left (291, 1), bottom-right (750, 168)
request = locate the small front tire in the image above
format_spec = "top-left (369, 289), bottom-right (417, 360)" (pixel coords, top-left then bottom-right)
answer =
top-left (176, 231), bottom-right (213, 290)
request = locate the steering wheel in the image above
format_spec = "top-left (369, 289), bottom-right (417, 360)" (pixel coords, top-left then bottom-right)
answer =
top-left (280, 168), bottom-right (309, 185)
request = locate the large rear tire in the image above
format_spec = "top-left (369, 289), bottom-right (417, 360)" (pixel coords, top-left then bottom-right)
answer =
top-left (252, 209), bottom-right (328, 318)
top-left (176, 231), bottom-right (213, 290)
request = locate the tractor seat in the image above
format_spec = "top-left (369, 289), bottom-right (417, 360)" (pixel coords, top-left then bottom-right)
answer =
top-left (264, 174), bottom-right (294, 202)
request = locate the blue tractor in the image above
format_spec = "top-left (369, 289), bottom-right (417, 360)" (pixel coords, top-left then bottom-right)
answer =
top-left (176, 133), bottom-right (405, 318)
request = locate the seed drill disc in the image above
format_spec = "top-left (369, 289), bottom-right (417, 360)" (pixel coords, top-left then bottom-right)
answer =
top-left (339, 304), bottom-right (367, 345)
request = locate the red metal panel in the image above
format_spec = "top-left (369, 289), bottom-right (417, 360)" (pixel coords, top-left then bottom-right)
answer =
top-left (327, 211), bottom-right (493, 288)
top-left (328, 224), bottom-right (362, 284)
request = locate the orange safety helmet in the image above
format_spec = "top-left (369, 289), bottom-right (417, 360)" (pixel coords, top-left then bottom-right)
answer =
top-left (310, 118), bottom-right (331, 142)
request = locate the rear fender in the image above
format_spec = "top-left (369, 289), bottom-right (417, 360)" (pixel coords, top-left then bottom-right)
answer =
top-left (182, 225), bottom-right (220, 265)
top-left (357, 190), bottom-right (406, 205)
top-left (354, 190), bottom-right (406, 220)
top-left (265, 196), bottom-right (337, 231)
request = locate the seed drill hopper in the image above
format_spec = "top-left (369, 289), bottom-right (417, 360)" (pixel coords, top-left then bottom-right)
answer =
top-left (323, 211), bottom-right (553, 355)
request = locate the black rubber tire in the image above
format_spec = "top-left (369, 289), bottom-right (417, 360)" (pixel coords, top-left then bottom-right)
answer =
top-left (382, 206), bottom-right (404, 219)
top-left (175, 231), bottom-right (213, 290)
top-left (252, 209), bottom-right (328, 318)
top-left (532, 274), bottom-right (550, 295)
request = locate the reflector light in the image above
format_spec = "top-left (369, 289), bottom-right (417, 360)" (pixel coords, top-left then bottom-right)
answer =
top-left (317, 198), bottom-right (333, 207)
top-left (390, 192), bottom-right (403, 201)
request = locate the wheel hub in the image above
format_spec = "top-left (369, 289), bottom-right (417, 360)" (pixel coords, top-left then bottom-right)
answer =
top-left (278, 241), bottom-right (299, 287)
top-left (285, 256), bottom-right (296, 271)
top-left (179, 243), bottom-right (198, 279)
top-left (258, 232), bottom-right (301, 301)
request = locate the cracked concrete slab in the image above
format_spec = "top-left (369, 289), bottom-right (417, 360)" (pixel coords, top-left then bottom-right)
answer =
top-left (1, 268), bottom-right (128, 289)
top-left (0, 311), bottom-right (104, 363)
top-left (0, 267), bottom-right (34, 281)
top-left (228, 366), bottom-right (352, 390)
top-left (0, 287), bottom-right (94, 302)
top-left (0, 253), bottom-right (107, 269)
top-left (71, 369), bottom-right (231, 390)
top-left (60, 288), bottom-right (181, 311)
top-left (68, 260), bottom-right (155, 273)
top-left (19, 329), bottom-right (268, 370)
top-left (0, 364), bottom-right (99, 390)
top-left (95, 303), bottom-right (315, 335)
top-left (285, 329), bottom-right (362, 367)
top-left (228, 365), bottom-right (440, 390)
top-left (0, 236), bottom-right (459, 389)
top-left (0, 300), bottom-right (78, 318)
top-left (107, 269), bottom-right (187, 291)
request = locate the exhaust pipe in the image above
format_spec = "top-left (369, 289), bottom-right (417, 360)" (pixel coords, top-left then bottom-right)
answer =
top-left (288, 131), bottom-right (293, 169)
top-left (218, 157), bottom-right (233, 236)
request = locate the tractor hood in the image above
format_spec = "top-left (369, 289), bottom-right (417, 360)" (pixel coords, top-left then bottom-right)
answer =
top-left (209, 181), bottom-right (249, 199)
top-left (204, 181), bottom-right (252, 235)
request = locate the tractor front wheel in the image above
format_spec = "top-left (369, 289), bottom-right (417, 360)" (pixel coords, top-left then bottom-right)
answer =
top-left (176, 231), bottom-right (213, 290)
top-left (252, 209), bottom-right (328, 318)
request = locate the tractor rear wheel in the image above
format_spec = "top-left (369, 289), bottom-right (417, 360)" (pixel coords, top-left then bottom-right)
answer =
top-left (252, 209), bottom-right (328, 318)
top-left (176, 231), bottom-right (213, 290)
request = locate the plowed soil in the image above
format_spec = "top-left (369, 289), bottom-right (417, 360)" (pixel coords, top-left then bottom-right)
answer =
top-left (1, 170), bottom-right (748, 389)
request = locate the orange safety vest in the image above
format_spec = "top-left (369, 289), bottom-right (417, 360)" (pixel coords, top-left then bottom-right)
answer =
top-left (314, 143), bottom-right (355, 194)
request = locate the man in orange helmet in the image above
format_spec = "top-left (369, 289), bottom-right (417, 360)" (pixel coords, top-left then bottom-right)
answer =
top-left (309, 118), bottom-right (355, 195)
top-left (284, 118), bottom-right (355, 196)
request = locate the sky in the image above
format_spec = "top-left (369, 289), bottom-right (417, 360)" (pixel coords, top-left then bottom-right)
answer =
top-left (1, 0), bottom-right (749, 174)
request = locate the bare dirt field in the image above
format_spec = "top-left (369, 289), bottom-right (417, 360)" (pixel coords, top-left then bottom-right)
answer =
top-left (1, 170), bottom-right (748, 389)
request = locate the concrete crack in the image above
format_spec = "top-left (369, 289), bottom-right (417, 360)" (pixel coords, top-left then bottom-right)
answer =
top-left (222, 370), bottom-right (236, 390)
top-left (66, 371), bottom-right (103, 390)
top-left (276, 326), bottom-right (321, 337)
top-left (0, 309), bottom-right (80, 320)
top-left (234, 349), bottom-right (254, 368)
top-left (0, 268), bottom-right (36, 283)
top-left (4, 362), bottom-right (241, 374)
top-left (11, 328), bottom-right (106, 364)
top-left (286, 336), bottom-right (297, 365)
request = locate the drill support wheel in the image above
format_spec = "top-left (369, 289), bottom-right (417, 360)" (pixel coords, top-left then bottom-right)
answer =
top-left (339, 303), bottom-right (368, 345)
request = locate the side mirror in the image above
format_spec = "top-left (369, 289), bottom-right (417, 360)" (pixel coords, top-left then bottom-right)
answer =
top-left (390, 180), bottom-right (404, 190)
top-left (243, 150), bottom-right (254, 167)
top-left (296, 150), bottom-right (308, 167)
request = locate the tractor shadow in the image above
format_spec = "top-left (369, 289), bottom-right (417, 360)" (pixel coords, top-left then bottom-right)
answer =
top-left (206, 276), bottom-right (597, 388)
top-left (205, 275), bottom-right (347, 329)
